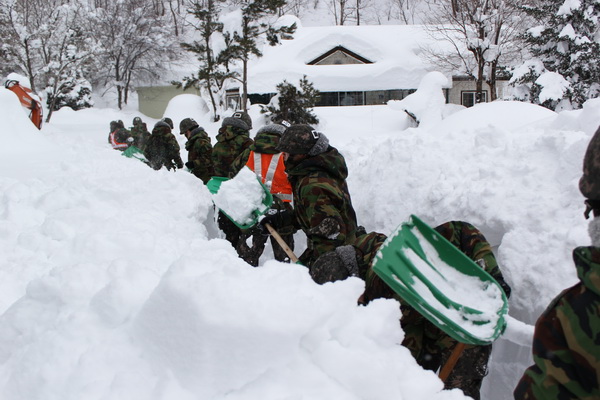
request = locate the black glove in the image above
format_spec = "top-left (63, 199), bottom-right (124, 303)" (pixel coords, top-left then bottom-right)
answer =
top-left (259, 208), bottom-right (293, 234)
top-left (185, 161), bottom-right (194, 170)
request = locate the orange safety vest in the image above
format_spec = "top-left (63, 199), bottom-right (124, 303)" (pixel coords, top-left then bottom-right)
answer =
top-left (109, 130), bottom-right (129, 150)
top-left (246, 151), bottom-right (293, 203)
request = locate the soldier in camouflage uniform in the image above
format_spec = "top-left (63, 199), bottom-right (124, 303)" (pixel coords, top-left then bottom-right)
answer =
top-left (179, 118), bottom-right (214, 184)
top-left (311, 221), bottom-right (511, 399)
top-left (129, 116), bottom-right (151, 152)
top-left (233, 124), bottom-right (296, 266)
top-left (514, 125), bottom-right (600, 399)
top-left (143, 120), bottom-right (184, 171)
top-left (262, 124), bottom-right (358, 267)
top-left (108, 120), bottom-right (133, 151)
top-left (212, 111), bottom-right (254, 248)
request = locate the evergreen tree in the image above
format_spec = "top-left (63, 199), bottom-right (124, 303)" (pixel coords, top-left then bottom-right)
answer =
top-left (178, 0), bottom-right (232, 122)
top-left (45, 70), bottom-right (93, 113)
top-left (519, 0), bottom-right (600, 109)
top-left (261, 76), bottom-right (319, 125)
top-left (226, 0), bottom-right (296, 111)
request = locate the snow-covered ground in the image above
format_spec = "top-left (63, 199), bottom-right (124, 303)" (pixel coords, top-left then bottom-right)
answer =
top-left (2, 81), bottom-right (600, 399)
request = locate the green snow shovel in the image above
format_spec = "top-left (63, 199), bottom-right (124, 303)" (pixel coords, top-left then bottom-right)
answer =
top-left (207, 173), bottom-right (299, 263)
top-left (121, 145), bottom-right (148, 164)
top-left (372, 214), bottom-right (509, 346)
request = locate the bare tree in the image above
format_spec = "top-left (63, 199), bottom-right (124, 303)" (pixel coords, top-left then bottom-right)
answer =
top-left (422, 0), bottom-right (526, 102)
top-left (0, 0), bottom-right (71, 93)
top-left (87, 0), bottom-right (178, 109)
top-left (327, 0), bottom-right (352, 24)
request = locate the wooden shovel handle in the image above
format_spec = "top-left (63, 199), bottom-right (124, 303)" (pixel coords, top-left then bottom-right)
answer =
top-left (439, 342), bottom-right (466, 383)
top-left (264, 223), bottom-right (299, 264)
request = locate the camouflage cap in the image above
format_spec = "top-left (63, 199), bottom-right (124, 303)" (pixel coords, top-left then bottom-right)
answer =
top-left (179, 117), bottom-right (199, 135)
top-left (154, 120), bottom-right (171, 131)
top-left (580, 125), bottom-right (600, 200)
top-left (256, 124), bottom-right (286, 137)
top-left (277, 124), bottom-right (330, 156)
top-left (162, 117), bottom-right (174, 129)
top-left (222, 111), bottom-right (252, 131)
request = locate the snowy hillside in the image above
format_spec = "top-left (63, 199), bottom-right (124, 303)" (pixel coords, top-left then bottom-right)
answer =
top-left (2, 83), bottom-right (600, 399)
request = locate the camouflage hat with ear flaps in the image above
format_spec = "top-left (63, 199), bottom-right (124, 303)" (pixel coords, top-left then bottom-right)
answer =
top-left (221, 111), bottom-right (252, 131)
top-left (256, 124), bottom-right (286, 136)
top-left (179, 118), bottom-right (199, 135)
top-left (277, 124), bottom-right (329, 155)
top-left (580, 125), bottom-right (600, 201)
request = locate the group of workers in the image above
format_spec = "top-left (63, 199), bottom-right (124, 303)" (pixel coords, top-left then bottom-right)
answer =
top-left (109, 111), bottom-right (600, 400)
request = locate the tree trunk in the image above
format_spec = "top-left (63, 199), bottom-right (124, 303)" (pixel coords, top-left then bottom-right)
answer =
top-left (24, 39), bottom-right (37, 93)
top-left (168, 0), bottom-right (179, 36)
top-left (487, 60), bottom-right (498, 101)
top-left (117, 86), bottom-right (123, 110)
top-left (45, 82), bottom-right (59, 123)
top-left (206, 82), bottom-right (219, 122)
top-left (242, 58), bottom-right (248, 112)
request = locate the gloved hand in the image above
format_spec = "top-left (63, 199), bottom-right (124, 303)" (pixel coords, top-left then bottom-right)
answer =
top-left (259, 208), bottom-right (293, 234)
top-left (185, 161), bottom-right (194, 170)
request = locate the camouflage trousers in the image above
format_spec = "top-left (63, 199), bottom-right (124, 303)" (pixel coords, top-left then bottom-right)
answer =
top-left (236, 228), bottom-right (295, 266)
top-left (401, 305), bottom-right (491, 400)
top-left (218, 211), bottom-right (242, 248)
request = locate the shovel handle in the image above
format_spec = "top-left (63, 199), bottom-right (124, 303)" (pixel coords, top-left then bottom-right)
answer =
top-left (438, 342), bottom-right (466, 383)
top-left (264, 223), bottom-right (299, 264)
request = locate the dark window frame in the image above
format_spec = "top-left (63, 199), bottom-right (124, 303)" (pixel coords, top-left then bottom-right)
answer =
top-left (461, 90), bottom-right (488, 107)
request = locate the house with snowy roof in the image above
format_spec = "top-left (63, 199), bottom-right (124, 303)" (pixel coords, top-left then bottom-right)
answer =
top-left (138, 23), bottom-right (510, 118)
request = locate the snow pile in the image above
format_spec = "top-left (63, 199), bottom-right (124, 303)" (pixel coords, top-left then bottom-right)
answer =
top-left (387, 71), bottom-right (450, 128)
top-left (0, 97), bottom-right (473, 399)
top-left (1, 75), bottom-right (600, 400)
top-left (211, 166), bottom-right (268, 225)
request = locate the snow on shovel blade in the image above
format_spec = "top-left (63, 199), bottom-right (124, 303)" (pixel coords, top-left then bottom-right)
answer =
top-left (207, 167), bottom-right (273, 229)
top-left (372, 215), bottom-right (508, 345)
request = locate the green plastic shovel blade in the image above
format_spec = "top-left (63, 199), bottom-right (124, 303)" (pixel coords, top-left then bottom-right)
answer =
top-left (372, 215), bottom-right (508, 345)
top-left (207, 175), bottom-right (273, 230)
top-left (121, 146), bottom-right (148, 163)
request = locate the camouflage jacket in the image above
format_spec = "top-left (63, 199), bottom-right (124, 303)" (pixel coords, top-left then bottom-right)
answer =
top-left (144, 125), bottom-right (183, 171)
top-left (185, 127), bottom-right (214, 184)
top-left (231, 128), bottom-right (280, 174)
top-left (514, 246), bottom-right (600, 400)
top-left (285, 146), bottom-right (358, 267)
top-left (212, 125), bottom-right (253, 178)
top-left (130, 123), bottom-right (151, 151)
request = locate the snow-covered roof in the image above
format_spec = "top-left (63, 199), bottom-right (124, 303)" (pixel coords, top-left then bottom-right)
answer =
top-left (248, 24), bottom-right (451, 93)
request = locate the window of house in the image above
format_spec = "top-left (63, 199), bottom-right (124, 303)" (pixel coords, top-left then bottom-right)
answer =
top-left (461, 91), bottom-right (488, 107)
top-left (248, 93), bottom-right (276, 105)
top-left (340, 91), bottom-right (364, 106)
top-left (226, 89), bottom-right (240, 110)
top-left (316, 92), bottom-right (340, 106)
